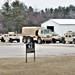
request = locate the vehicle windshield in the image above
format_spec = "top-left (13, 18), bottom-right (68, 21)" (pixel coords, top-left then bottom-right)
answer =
top-left (9, 35), bottom-right (12, 36)
top-left (44, 29), bottom-right (52, 34)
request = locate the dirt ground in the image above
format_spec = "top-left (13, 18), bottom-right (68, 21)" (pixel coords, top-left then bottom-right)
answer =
top-left (0, 56), bottom-right (75, 75)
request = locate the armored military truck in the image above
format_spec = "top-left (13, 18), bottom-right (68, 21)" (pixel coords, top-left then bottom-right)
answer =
top-left (0, 34), bottom-right (2, 41)
top-left (22, 27), bottom-right (52, 44)
top-left (61, 31), bottom-right (75, 44)
top-left (1, 32), bottom-right (20, 43)
top-left (52, 32), bottom-right (62, 43)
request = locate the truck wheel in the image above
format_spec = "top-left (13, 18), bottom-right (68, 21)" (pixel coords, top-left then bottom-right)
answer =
top-left (61, 38), bottom-right (65, 44)
top-left (37, 38), bottom-right (42, 44)
top-left (1, 37), bottom-right (5, 42)
top-left (69, 42), bottom-right (72, 44)
top-left (59, 40), bottom-right (62, 43)
top-left (22, 37), bottom-right (26, 43)
top-left (42, 40), bottom-right (45, 43)
top-left (73, 39), bottom-right (75, 44)
top-left (46, 41), bottom-right (51, 44)
top-left (27, 37), bottom-right (32, 43)
top-left (9, 38), bottom-right (13, 43)
top-left (52, 39), bottom-right (56, 43)
top-left (17, 39), bottom-right (20, 43)
top-left (61, 40), bottom-right (66, 44)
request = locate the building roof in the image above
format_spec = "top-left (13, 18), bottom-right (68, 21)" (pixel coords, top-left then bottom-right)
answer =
top-left (51, 19), bottom-right (75, 25)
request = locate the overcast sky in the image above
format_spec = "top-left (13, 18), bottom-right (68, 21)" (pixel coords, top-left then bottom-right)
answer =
top-left (0, 0), bottom-right (75, 10)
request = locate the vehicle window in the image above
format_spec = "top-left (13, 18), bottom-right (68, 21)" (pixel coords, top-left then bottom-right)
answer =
top-left (49, 29), bottom-right (52, 34)
top-left (44, 29), bottom-right (52, 34)
top-left (4, 35), bottom-right (8, 37)
top-left (66, 35), bottom-right (68, 37)
top-left (14, 35), bottom-right (16, 36)
top-left (9, 35), bottom-right (12, 36)
top-left (44, 30), bottom-right (48, 34)
top-left (41, 30), bottom-right (43, 34)
top-left (4, 35), bottom-right (6, 37)
top-left (69, 35), bottom-right (71, 37)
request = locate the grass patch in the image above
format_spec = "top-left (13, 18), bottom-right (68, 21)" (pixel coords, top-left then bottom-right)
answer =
top-left (0, 56), bottom-right (75, 75)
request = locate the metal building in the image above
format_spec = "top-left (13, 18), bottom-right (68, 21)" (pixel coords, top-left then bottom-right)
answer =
top-left (41, 19), bottom-right (75, 36)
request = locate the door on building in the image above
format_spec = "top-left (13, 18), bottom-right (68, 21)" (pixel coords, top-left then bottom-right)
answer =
top-left (47, 26), bottom-right (54, 32)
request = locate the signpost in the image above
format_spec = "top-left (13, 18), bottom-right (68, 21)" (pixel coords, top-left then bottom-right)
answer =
top-left (26, 43), bottom-right (35, 63)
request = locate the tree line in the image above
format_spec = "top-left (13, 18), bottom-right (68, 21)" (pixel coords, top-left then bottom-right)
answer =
top-left (0, 0), bottom-right (75, 33)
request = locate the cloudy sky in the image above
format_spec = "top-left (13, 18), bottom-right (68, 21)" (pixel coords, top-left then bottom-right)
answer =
top-left (0, 0), bottom-right (75, 10)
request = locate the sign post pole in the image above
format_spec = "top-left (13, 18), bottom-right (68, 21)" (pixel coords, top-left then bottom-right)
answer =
top-left (34, 50), bottom-right (35, 62)
top-left (26, 50), bottom-right (27, 63)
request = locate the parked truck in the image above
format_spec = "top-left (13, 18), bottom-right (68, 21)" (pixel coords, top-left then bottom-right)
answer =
top-left (61, 31), bottom-right (75, 44)
top-left (1, 32), bottom-right (20, 43)
top-left (22, 27), bottom-right (53, 44)
top-left (0, 34), bottom-right (2, 41)
top-left (52, 32), bottom-right (62, 43)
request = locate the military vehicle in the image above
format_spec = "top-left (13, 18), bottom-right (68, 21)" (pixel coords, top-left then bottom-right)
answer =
top-left (0, 34), bottom-right (2, 41)
top-left (1, 32), bottom-right (20, 43)
top-left (22, 27), bottom-right (52, 44)
top-left (61, 31), bottom-right (75, 44)
top-left (52, 32), bottom-right (62, 43)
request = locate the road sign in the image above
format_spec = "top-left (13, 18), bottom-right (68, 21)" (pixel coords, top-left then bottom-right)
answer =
top-left (26, 43), bottom-right (35, 63)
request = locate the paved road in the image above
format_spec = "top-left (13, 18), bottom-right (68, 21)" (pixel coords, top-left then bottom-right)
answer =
top-left (0, 43), bottom-right (75, 57)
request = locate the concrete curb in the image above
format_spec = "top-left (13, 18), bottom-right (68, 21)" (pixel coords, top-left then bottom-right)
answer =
top-left (37, 44), bottom-right (75, 47)
top-left (0, 42), bottom-right (75, 47)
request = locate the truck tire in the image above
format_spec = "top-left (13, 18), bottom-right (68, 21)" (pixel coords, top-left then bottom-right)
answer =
top-left (22, 37), bottom-right (27, 43)
top-left (17, 39), bottom-right (20, 43)
top-left (61, 38), bottom-right (65, 44)
top-left (27, 37), bottom-right (32, 43)
top-left (52, 38), bottom-right (56, 43)
top-left (37, 38), bottom-right (42, 44)
top-left (59, 40), bottom-right (62, 43)
top-left (61, 39), bottom-right (66, 44)
top-left (73, 39), bottom-right (75, 44)
top-left (69, 42), bottom-right (72, 44)
top-left (46, 41), bottom-right (51, 44)
top-left (9, 38), bottom-right (13, 43)
top-left (1, 37), bottom-right (5, 42)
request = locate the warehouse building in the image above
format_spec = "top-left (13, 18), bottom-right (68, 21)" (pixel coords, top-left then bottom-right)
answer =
top-left (41, 19), bottom-right (75, 36)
